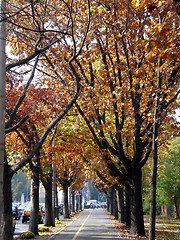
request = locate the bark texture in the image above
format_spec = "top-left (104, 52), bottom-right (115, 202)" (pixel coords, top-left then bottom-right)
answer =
top-left (29, 156), bottom-right (40, 235)
top-left (43, 174), bottom-right (54, 226)
top-left (2, 163), bottom-right (13, 240)
top-left (130, 169), bottom-right (145, 236)
top-left (63, 185), bottom-right (70, 218)
top-left (116, 188), bottom-right (125, 223)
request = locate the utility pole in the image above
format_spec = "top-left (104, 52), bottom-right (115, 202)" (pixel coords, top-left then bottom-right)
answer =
top-left (0, 0), bottom-right (6, 238)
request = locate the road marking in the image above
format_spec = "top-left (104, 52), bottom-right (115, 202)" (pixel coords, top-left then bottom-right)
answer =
top-left (72, 210), bottom-right (92, 240)
top-left (47, 213), bottom-right (82, 239)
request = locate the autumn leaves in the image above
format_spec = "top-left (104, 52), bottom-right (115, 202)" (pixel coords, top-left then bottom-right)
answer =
top-left (4, 0), bottom-right (179, 238)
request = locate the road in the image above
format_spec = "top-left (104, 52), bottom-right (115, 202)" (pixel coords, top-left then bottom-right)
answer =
top-left (14, 218), bottom-right (29, 235)
top-left (47, 208), bottom-right (122, 240)
top-left (14, 218), bottom-right (44, 236)
top-left (14, 214), bottom-right (63, 236)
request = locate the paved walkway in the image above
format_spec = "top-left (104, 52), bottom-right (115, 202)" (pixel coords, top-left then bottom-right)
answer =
top-left (47, 209), bottom-right (123, 240)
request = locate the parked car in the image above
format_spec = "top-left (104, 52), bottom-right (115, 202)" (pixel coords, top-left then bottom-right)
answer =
top-left (12, 205), bottom-right (21, 220)
top-left (22, 206), bottom-right (44, 224)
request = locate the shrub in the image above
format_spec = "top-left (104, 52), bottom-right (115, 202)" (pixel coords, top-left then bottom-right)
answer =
top-left (19, 231), bottom-right (35, 239)
top-left (38, 226), bottom-right (49, 232)
top-left (55, 219), bottom-right (61, 224)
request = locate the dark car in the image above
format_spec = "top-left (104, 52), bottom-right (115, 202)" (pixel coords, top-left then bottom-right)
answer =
top-left (12, 206), bottom-right (21, 220)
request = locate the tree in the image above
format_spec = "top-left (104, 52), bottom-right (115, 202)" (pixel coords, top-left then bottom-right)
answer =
top-left (0, 0), bottom-right (6, 237)
top-left (72, 0), bottom-right (179, 235)
top-left (3, 1), bottom-right (91, 238)
top-left (51, 133), bottom-right (86, 218)
top-left (149, 34), bottom-right (163, 240)
top-left (39, 140), bottom-right (54, 227)
top-left (2, 1), bottom-right (179, 238)
top-left (157, 137), bottom-right (180, 218)
top-left (5, 68), bottom-right (78, 235)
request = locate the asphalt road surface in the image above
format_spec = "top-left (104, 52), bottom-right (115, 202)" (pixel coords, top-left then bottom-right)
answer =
top-left (14, 218), bottom-right (29, 235)
top-left (14, 218), bottom-right (44, 236)
top-left (47, 208), bottom-right (122, 240)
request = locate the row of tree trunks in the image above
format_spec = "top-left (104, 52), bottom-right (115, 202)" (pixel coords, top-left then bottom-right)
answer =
top-left (107, 171), bottom-right (145, 236)
top-left (1, 153), bottom-right (42, 239)
top-left (68, 188), bottom-right (83, 216)
top-left (2, 155), bottom-right (81, 239)
top-left (2, 155), bottom-right (43, 239)
top-left (109, 187), bottom-right (126, 224)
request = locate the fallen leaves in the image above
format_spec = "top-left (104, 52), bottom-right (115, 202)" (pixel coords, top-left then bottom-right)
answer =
top-left (107, 212), bottom-right (180, 240)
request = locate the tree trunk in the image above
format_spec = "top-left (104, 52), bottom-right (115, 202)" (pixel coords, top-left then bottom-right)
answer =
top-left (63, 185), bottom-right (70, 218)
top-left (80, 190), bottom-right (82, 210)
top-left (71, 189), bottom-right (75, 212)
top-left (114, 190), bottom-right (118, 220)
top-left (107, 194), bottom-right (110, 212)
top-left (69, 188), bottom-right (72, 213)
top-left (110, 187), bottom-right (114, 215)
top-left (55, 183), bottom-right (59, 220)
top-left (116, 188), bottom-right (125, 223)
top-left (29, 157), bottom-right (40, 235)
top-left (125, 185), bottom-right (131, 227)
top-left (44, 175), bottom-right (54, 226)
top-left (149, 127), bottom-right (158, 240)
top-left (0, 0), bottom-right (6, 237)
top-left (76, 194), bottom-right (80, 211)
top-left (2, 163), bottom-right (13, 240)
top-left (52, 164), bottom-right (56, 225)
top-left (130, 168), bottom-right (145, 236)
top-left (174, 195), bottom-right (179, 219)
